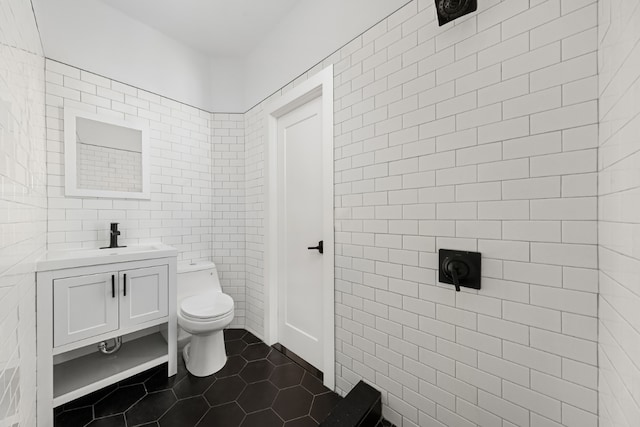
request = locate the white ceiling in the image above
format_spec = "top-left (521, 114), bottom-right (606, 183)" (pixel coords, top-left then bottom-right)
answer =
top-left (34, 0), bottom-right (411, 111)
top-left (99, 0), bottom-right (301, 57)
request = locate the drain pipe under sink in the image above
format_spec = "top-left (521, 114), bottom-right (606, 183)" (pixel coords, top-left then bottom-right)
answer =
top-left (97, 336), bottom-right (122, 355)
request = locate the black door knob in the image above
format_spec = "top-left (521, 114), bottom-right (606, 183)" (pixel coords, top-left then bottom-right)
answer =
top-left (307, 240), bottom-right (324, 254)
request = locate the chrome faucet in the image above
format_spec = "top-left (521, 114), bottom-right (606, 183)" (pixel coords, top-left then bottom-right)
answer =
top-left (101, 223), bottom-right (126, 249)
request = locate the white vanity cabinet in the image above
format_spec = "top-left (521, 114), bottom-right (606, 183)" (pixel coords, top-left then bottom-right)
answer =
top-left (119, 265), bottom-right (169, 328)
top-left (52, 265), bottom-right (169, 347)
top-left (36, 245), bottom-right (178, 427)
top-left (53, 273), bottom-right (119, 347)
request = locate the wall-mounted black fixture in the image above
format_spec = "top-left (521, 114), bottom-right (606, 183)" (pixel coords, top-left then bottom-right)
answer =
top-left (435, 0), bottom-right (478, 26)
top-left (439, 249), bottom-right (481, 292)
top-left (307, 240), bottom-right (324, 254)
top-left (101, 222), bottom-right (126, 249)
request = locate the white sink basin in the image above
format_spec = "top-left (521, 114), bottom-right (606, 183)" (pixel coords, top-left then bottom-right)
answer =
top-left (73, 245), bottom-right (164, 257)
top-left (37, 244), bottom-right (177, 271)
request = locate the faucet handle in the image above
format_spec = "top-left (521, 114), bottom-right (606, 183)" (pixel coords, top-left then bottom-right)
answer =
top-left (110, 223), bottom-right (121, 236)
top-left (101, 222), bottom-right (125, 249)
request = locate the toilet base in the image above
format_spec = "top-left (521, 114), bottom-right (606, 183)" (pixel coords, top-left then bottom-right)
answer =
top-left (182, 328), bottom-right (227, 377)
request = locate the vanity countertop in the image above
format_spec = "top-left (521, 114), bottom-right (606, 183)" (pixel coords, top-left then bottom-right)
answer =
top-left (36, 244), bottom-right (178, 271)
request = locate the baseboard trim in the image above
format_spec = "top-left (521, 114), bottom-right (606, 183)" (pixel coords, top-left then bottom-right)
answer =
top-left (272, 343), bottom-right (323, 381)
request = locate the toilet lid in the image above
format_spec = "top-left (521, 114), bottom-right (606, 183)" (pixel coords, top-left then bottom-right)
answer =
top-left (180, 292), bottom-right (234, 321)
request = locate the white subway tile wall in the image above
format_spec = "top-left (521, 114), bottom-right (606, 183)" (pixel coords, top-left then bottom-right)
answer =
top-left (0, 0), bottom-right (47, 425)
top-left (245, 102), bottom-right (265, 334)
top-left (211, 112), bottom-right (246, 324)
top-left (247, 0), bottom-right (599, 425)
top-left (598, 0), bottom-right (640, 425)
top-left (44, 61), bottom-right (245, 326)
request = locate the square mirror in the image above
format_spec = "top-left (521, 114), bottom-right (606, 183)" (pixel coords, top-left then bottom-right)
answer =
top-left (64, 108), bottom-right (150, 199)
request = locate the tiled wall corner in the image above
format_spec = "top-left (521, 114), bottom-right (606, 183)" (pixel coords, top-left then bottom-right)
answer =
top-left (211, 112), bottom-right (246, 327)
top-left (0, 0), bottom-right (47, 426)
top-left (598, 0), bottom-right (640, 425)
top-left (246, 0), bottom-right (600, 425)
top-left (244, 103), bottom-right (265, 336)
top-left (44, 63), bottom-right (246, 326)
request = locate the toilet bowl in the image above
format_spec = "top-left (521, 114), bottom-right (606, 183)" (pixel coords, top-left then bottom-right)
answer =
top-left (177, 262), bottom-right (234, 377)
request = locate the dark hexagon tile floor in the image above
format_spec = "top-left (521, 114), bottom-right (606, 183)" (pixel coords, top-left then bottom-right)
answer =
top-left (54, 329), bottom-right (343, 427)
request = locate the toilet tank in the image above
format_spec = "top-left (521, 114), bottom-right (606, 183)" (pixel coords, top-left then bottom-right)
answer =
top-left (177, 261), bottom-right (222, 303)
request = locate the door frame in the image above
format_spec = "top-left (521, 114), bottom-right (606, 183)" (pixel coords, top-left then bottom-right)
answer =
top-left (263, 65), bottom-right (335, 390)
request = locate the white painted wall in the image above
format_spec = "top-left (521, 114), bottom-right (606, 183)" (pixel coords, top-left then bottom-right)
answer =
top-left (33, 0), bottom-right (244, 112)
top-left (0, 1), bottom-right (47, 425)
top-left (33, 0), bottom-right (410, 112)
top-left (243, 0), bottom-right (412, 109)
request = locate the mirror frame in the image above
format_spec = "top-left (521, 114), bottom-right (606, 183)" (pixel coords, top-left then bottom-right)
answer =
top-left (64, 108), bottom-right (151, 200)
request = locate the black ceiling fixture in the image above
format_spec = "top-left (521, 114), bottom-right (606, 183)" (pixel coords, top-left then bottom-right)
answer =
top-left (435, 0), bottom-right (477, 26)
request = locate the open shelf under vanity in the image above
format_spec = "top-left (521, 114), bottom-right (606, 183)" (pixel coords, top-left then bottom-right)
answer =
top-left (53, 332), bottom-right (168, 407)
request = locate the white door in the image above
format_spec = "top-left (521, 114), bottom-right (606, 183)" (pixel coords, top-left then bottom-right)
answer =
top-left (120, 265), bottom-right (168, 328)
top-left (277, 96), bottom-right (325, 370)
top-left (53, 273), bottom-right (119, 347)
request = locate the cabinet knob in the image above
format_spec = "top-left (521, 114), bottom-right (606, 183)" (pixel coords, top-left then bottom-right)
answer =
top-left (123, 274), bottom-right (127, 296)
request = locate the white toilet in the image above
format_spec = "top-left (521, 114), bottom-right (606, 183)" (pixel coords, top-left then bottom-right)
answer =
top-left (177, 261), bottom-right (234, 377)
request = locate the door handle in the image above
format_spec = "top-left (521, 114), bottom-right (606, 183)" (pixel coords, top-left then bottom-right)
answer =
top-left (123, 273), bottom-right (127, 296)
top-left (307, 240), bottom-right (324, 254)
top-left (111, 275), bottom-right (115, 298)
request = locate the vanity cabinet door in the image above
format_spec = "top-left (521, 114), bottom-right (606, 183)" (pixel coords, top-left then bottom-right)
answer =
top-left (119, 265), bottom-right (168, 328)
top-left (53, 273), bottom-right (119, 347)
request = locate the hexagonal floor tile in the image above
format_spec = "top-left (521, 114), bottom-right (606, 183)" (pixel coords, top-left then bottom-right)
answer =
top-left (226, 339), bottom-right (248, 356)
top-left (237, 380), bottom-right (278, 413)
top-left (125, 390), bottom-right (176, 426)
top-left (172, 372), bottom-right (217, 399)
top-left (85, 414), bottom-right (126, 427)
top-left (55, 406), bottom-right (93, 427)
top-left (310, 392), bottom-right (341, 423)
top-left (273, 386), bottom-right (313, 421)
top-left (267, 349), bottom-right (293, 366)
top-left (158, 396), bottom-right (208, 427)
top-left (270, 363), bottom-right (304, 388)
top-left (224, 329), bottom-right (247, 341)
top-left (54, 329), bottom-right (343, 427)
top-left (240, 359), bottom-right (275, 383)
top-left (204, 375), bottom-right (246, 407)
top-left (144, 364), bottom-right (186, 393)
top-left (301, 372), bottom-right (327, 395)
top-left (94, 384), bottom-right (146, 418)
top-left (284, 417), bottom-right (318, 427)
top-left (241, 343), bottom-right (270, 361)
top-left (196, 402), bottom-right (245, 427)
top-left (240, 409), bottom-right (283, 427)
top-left (215, 355), bottom-right (247, 378)
top-left (242, 332), bottom-right (261, 344)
